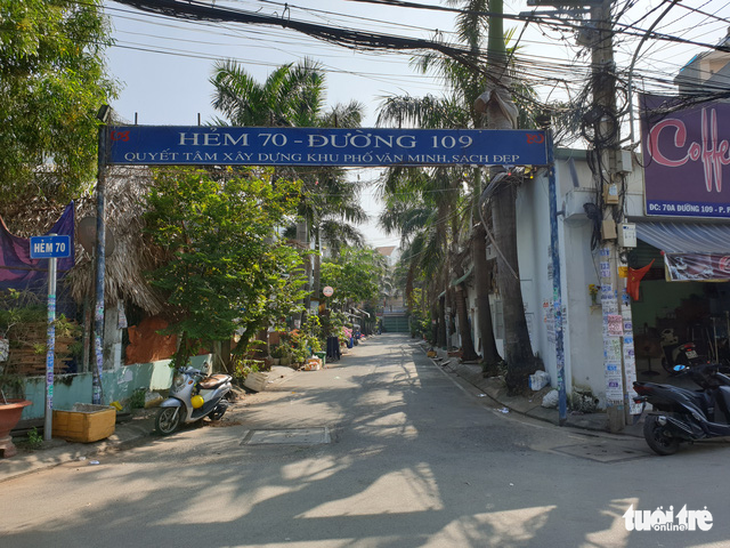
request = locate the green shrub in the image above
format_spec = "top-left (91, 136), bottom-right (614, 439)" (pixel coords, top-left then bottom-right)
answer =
top-left (130, 388), bottom-right (146, 409)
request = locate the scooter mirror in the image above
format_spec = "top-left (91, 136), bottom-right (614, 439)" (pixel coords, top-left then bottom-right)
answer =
top-left (673, 364), bottom-right (687, 372)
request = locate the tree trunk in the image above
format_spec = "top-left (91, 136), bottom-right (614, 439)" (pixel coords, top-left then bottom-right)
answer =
top-left (480, 0), bottom-right (536, 393)
top-left (437, 292), bottom-right (447, 349)
top-left (453, 264), bottom-right (479, 361)
top-left (492, 182), bottom-right (536, 391)
top-left (473, 219), bottom-right (501, 367)
top-left (430, 301), bottom-right (439, 346)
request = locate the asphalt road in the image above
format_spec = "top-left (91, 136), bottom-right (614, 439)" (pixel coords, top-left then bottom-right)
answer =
top-left (1, 333), bottom-right (729, 547)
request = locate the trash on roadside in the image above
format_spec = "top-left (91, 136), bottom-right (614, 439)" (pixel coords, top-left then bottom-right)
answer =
top-left (541, 390), bottom-right (559, 409)
top-left (477, 393), bottom-right (486, 398)
top-left (529, 371), bottom-right (551, 391)
top-left (499, 407), bottom-right (509, 414)
top-left (144, 391), bottom-right (164, 408)
top-left (89, 460), bottom-right (100, 465)
top-left (302, 357), bottom-right (323, 371)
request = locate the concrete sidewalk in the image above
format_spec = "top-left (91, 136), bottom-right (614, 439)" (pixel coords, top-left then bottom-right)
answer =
top-left (0, 338), bottom-right (641, 483)
top-left (0, 364), bottom-right (303, 484)
top-left (0, 408), bottom-right (158, 483)
top-left (423, 343), bottom-right (643, 438)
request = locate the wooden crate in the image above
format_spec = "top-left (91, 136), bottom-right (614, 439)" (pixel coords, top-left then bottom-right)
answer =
top-left (52, 404), bottom-right (116, 443)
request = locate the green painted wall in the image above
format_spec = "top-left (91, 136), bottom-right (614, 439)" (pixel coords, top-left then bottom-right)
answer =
top-left (20, 354), bottom-right (211, 420)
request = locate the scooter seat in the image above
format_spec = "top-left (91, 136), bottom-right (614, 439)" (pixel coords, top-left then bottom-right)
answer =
top-left (198, 374), bottom-right (230, 389)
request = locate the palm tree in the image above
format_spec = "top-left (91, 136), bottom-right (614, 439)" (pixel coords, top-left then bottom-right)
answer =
top-left (379, 180), bottom-right (445, 345)
top-left (210, 58), bottom-right (325, 127)
top-left (210, 58), bottom-right (368, 303)
top-left (409, 0), bottom-right (536, 389)
top-left (376, 119), bottom-right (482, 360)
top-left (471, 0), bottom-right (539, 392)
top-left (377, 48), bottom-right (502, 363)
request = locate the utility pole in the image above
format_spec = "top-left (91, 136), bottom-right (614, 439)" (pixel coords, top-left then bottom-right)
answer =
top-left (591, 0), bottom-right (638, 432)
top-left (93, 105), bottom-right (110, 405)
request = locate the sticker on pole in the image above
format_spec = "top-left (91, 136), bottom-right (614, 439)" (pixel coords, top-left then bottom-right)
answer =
top-left (30, 235), bottom-right (72, 259)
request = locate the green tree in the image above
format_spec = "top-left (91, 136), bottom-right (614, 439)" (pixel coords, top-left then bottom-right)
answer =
top-left (210, 58), bottom-right (367, 302)
top-left (0, 0), bottom-right (116, 205)
top-left (144, 167), bottom-right (307, 371)
top-left (473, 0), bottom-right (539, 392)
top-left (320, 248), bottom-right (386, 311)
top-left (210, 58), bottom-right (325, 128)
top-left (392, 0), bottom-right (538, 390)
top-left (377, 99), bottom-right (492, 361)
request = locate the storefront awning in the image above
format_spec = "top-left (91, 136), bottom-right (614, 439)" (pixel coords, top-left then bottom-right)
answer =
top-left (635, 221), bottom-right (730, 254)
top-left (636, 221), bottom-right (730, 282)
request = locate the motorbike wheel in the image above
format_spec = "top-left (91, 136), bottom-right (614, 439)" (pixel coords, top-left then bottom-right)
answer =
top-left (155, 407), bottom-right (182, 436)
top-left (208, 401), bottom-right (228, 422)
top-left (643, 414), bottom-right (680, 456)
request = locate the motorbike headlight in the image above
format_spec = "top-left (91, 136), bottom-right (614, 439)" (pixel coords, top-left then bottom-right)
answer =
top-left (172, 373), bottom-right (185, 390)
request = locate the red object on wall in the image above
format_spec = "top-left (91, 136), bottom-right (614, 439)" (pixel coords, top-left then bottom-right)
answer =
top-left (627, 260), bottom-right (655, 301)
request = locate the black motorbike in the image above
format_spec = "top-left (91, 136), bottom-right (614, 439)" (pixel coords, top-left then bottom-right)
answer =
top-left (633, 363), bottom-right (730, 455)
top-left (659, 328), bottom-right (704, 374)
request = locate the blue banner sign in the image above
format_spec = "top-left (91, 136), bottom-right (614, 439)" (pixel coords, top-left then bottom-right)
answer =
top-left (30, 235), bottom-right (72, 259)
top-left (108, 126), bottom-right (547, 167)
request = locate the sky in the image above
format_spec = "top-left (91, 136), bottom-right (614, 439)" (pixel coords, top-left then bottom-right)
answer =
top-left (103, 0), bottom-right (730, 248)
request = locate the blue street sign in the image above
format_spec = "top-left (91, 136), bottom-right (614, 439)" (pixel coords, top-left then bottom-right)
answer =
top-left (30, 235), bottom-right (72, 259)
top-left (107, 126), bottom-right (548, 167)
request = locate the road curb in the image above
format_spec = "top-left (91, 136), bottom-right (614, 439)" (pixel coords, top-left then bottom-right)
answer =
top-left (416, 342), bottom-right (642, 437)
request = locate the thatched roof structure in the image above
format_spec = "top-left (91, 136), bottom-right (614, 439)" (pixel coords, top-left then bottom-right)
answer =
top-left (0, 166), bottom-right (168, 316)
top-left (67, 165), bottom-right (168, 315)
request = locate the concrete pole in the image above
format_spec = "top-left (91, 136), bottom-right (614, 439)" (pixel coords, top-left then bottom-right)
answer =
top-left (591, 1), bottom-right (638, 432)
top-left (93, 111), bottom-right (109, 404)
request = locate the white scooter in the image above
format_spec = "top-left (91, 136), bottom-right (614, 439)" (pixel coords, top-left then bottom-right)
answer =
top-left (155, 365), bottom-right (233, 435)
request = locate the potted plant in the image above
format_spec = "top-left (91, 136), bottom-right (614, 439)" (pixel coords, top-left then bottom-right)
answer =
top-left (269, 344), bottom-right (284, 366)
top-left (0, 366), bottom-right (31, 458)
top-left (0, 290), bottom-right (48, 457)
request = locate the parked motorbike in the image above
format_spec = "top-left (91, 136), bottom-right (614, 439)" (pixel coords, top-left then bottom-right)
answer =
top-left (155, 365), bottom-right (233, 435)
top-left (659, 328), bottom-right (704, 374)
top-left (633, 363), bottom-right (730, 455)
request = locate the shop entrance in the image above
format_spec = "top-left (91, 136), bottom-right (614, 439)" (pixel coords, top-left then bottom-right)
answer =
top-left (630, 239), bottom-right (730, 379)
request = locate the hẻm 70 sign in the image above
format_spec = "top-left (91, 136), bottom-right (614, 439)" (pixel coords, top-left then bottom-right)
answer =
top-left (107, 126), bottom-right (547, 167)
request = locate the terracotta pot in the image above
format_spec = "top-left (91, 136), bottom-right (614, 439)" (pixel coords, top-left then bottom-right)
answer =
top-left (0, 399), bottom-right (31, 458)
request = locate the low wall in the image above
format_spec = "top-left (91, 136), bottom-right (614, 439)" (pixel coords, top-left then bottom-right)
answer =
top-left (19, 354), bottom-right (212, 420)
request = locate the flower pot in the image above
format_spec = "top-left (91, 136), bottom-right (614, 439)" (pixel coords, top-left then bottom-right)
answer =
top-left (0, 399), bottom-right (31, 458)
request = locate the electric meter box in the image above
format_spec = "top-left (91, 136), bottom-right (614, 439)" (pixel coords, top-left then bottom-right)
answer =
top-left (618, 223), bottom-right (637, 248)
